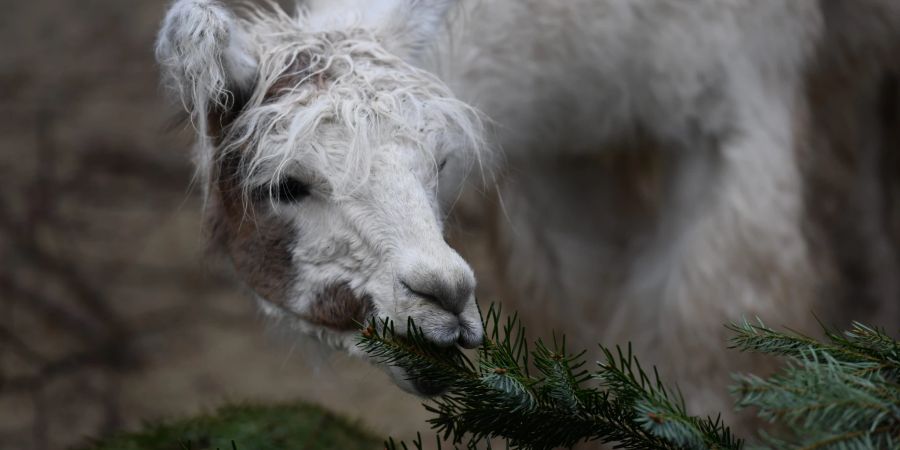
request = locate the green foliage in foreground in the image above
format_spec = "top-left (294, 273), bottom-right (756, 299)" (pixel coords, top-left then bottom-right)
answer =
top-left (81, 402), bottom-right (380, 450)
top-left (363, 306), bottom-right (900, 450)
top-left (80, 308), bottom-right (900, 450)
top-left (729, 320), bottom-right (900, 450)
top-left (363, 306), bottom-right (741, 450)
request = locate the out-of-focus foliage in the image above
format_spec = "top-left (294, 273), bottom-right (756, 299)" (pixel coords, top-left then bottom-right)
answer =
top-left (730, 320), bottom-right (900, 450)
top-left (80, 402), bottom-right (380, 450)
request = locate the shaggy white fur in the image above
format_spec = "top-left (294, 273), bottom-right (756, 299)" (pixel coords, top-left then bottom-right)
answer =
top-left (156, 0), bottom-right (258, 189)
top-left (434, 0), bottom-right (899, 420)
top-left (157, 0), bottom-right (488, 396)
top-left (156, 0), bottom-right (900, 422)
top-left (227, 18), bottom-right (485, 198)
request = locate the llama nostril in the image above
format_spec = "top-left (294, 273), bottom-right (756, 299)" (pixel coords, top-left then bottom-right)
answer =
top-left (400, 278), bottom-right (468, 315)
top-left (401, 281), bottom-right (440, 303)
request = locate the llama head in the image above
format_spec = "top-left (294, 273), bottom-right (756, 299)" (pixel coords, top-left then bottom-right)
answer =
top-left (156, 0), bottom-right (485, 395)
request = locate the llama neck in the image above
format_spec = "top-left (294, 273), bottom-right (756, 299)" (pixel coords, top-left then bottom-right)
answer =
top-left (436, 0), bottom-right (819, 161)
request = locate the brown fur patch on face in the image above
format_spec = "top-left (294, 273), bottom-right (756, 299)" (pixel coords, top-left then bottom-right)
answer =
top-left (207, 150), bottom-right (374, 330)
top-left (208, 150), bottom-right (298, 305)
top-left (303, 283), bottom-right (374, 332)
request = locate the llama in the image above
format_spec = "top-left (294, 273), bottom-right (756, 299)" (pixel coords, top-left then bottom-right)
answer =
top-left (156, 0), bottom-right (900, 416)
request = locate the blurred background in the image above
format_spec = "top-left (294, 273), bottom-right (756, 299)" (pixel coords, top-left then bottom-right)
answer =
top-left (2, 1), bottom-right (899, 450)
top-left (0, 1), bottom-right (446, 449)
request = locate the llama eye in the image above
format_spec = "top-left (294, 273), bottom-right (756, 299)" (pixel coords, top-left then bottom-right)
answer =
top-left (438, 158), bottom-right (449, 172)
top-left (261, 177), bottom-right (310, 203)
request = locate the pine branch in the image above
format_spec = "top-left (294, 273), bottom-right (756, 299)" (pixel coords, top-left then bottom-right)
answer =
top-left (730, 319), bottom-right (900, 450)
top-left (367, 310), bottom-right (899, 449)
top-left (727, 319), bottom-right (900, 380)
top-left (361, 305), bottom-right (743, 450)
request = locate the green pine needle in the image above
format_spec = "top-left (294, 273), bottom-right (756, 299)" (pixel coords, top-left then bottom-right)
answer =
top-left (730, 318), bottom-right (900, 450)
top-left (362, 304), bottom-right (743, 450)
top-left (368, 308), bottom-right (899, 450)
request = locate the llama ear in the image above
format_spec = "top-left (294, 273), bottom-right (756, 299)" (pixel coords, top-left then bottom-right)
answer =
top-left (378, 0), bottom-right (459, 57)
top-left (156, 0), bottom-right (257, 130)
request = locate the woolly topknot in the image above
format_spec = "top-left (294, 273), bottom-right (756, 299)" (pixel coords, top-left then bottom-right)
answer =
top-left (158, 0), bottom-right (485, 199)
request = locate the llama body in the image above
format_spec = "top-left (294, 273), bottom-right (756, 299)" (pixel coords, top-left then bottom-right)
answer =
top-left (442, 0), bottom-right (900, 415)
top-left (157, 0), bottom-right (900, 417)
top-left (444, 0), bottom-right (824, 414)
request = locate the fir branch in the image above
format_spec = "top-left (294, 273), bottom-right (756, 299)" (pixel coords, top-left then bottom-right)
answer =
top-left (727, 319), bottom-right (900, 380)
top-left (599, 344), bottom-right (742, 450)
top-left (361, 304), bottom-right (743, 450)
top-left (730, 319), bottom-right (900, 450)
top-left (367, 310), bottom-right (899, 450)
